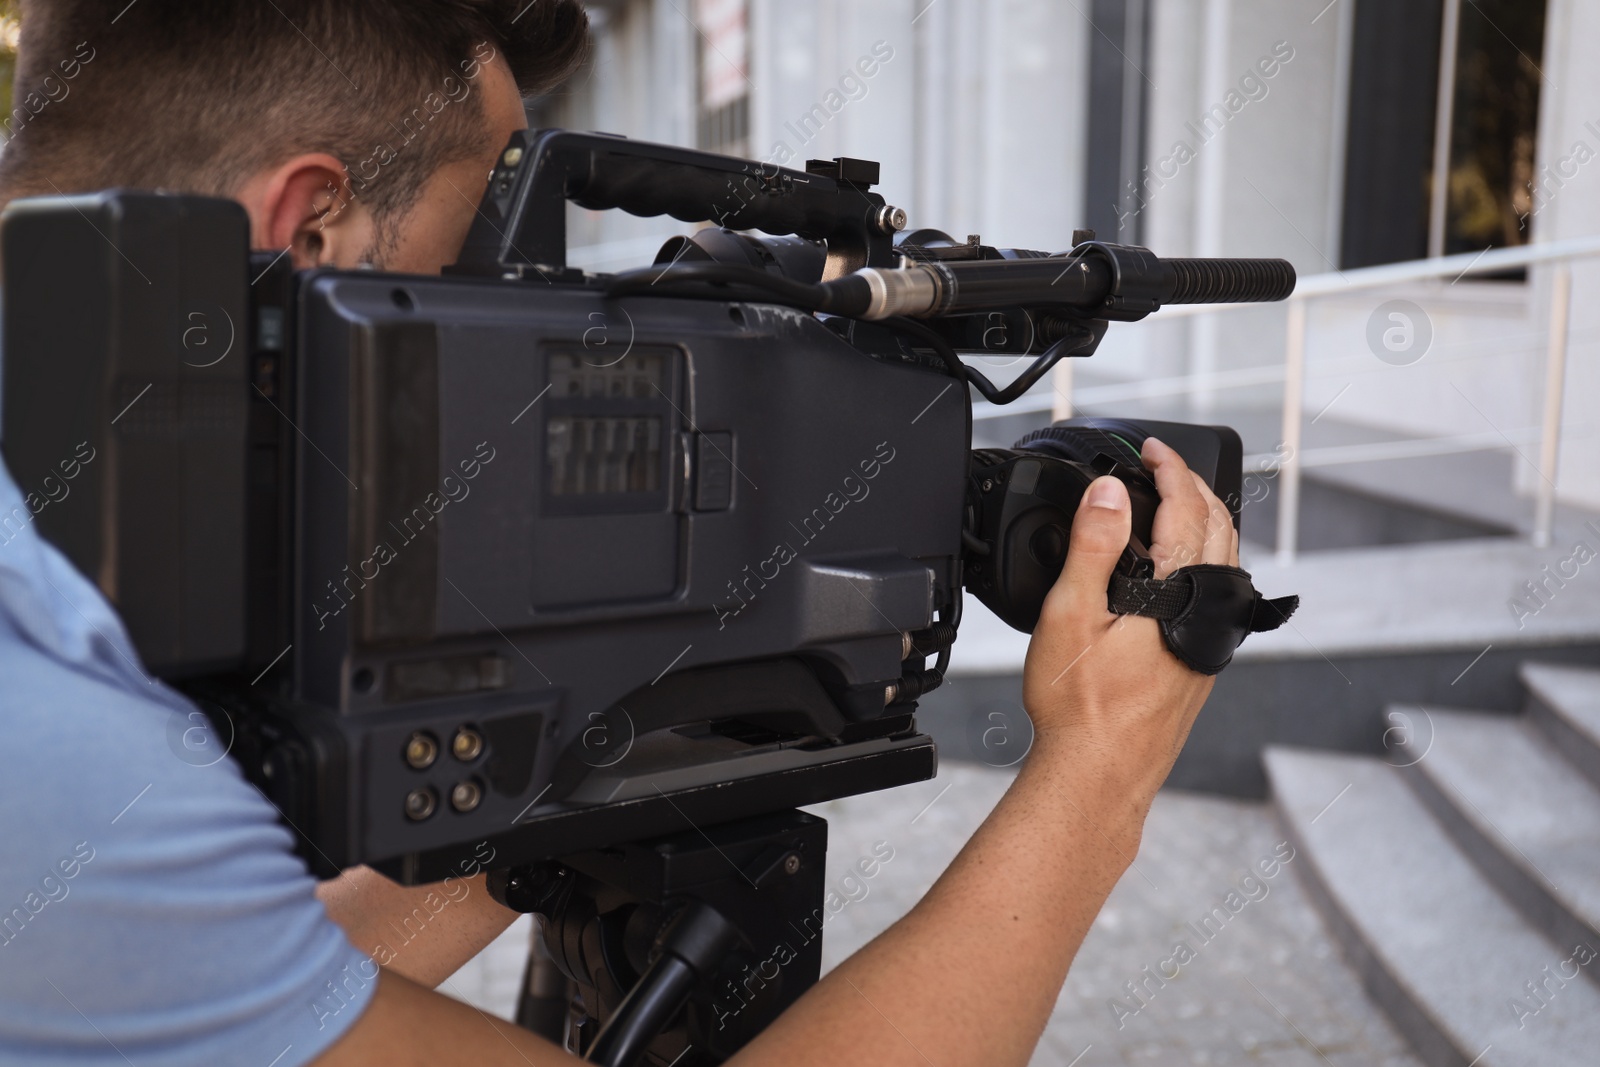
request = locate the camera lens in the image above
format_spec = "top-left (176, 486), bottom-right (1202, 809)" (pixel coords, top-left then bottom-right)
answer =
top-left (452, 727), bottom-right (485, 762)
top-left (450, 779), bottom-right (484, 813)
top-left (404, 732), bottom-right (439, 770)
top-left (404, 787), bottom-right (438, 821)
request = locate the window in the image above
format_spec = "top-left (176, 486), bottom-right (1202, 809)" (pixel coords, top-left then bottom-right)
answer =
top-left (1441, 0), bottom-right (1546, 256)
top-left (1341, 0), bottom-right (1547, 270)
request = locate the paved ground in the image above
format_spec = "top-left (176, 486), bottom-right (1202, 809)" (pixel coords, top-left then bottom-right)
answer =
top-left (444, 763), bottom-right (1423, 1066)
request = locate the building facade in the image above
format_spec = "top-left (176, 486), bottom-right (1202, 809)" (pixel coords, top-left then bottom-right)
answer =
top-left (535, 0), bottom-right (1600, 512)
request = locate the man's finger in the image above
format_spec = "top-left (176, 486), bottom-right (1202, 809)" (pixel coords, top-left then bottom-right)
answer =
top-left (1041, 475), bottom-right (1131, 624)
top-left (1192, 471), bottom-right (1233, 566)
top-left (1142, 437), bottom-right (1208, 577)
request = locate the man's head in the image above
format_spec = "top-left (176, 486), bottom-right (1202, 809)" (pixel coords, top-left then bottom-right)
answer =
top-left (0, 0), bottom-right (589, 273)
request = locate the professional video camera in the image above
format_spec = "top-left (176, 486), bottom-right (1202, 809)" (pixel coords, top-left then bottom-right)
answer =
top-left (0, 130), bottom-right (1295, 1065)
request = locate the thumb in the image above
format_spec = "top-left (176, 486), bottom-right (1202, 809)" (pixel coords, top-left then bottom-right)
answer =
top-left (1043, 476), bottom-right (1131, 622)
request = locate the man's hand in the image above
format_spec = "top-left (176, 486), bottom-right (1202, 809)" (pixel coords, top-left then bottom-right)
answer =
top-left (1022, 436), bottom-right (1238, 810)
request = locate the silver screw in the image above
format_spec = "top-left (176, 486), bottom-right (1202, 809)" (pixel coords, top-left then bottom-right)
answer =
top-left (876, 205), bottom-right (909, 235)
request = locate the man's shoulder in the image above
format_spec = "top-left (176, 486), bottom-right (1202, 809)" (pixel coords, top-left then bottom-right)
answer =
top-left (0, 397), bottom-right (373, 1067)
top-left (0, 440), bottom-right (292, 871)
top-left (0, 582), bottom-right (377, 1067)
top-left (0, 641), bottom-right (309, 940)
top-left (0, 610), bottom-right (288, 876)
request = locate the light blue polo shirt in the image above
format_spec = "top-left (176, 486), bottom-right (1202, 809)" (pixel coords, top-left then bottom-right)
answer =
top-left (0, 455), bottom-right (377, 1066)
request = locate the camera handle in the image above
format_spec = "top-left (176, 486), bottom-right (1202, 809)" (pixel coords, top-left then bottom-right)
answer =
top-left (451, 129), bottom-right (905, 279)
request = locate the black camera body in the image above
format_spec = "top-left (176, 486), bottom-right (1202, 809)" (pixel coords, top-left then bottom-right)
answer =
top-left (0, 130), bottom-right (1289, 887)
top-left (0, 194), bottom-right (963, 883)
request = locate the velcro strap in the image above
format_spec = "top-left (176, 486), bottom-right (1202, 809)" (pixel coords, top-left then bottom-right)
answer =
top-left (1108, 574), bottom-right (1192, 619)
top-left (1107, 564), bottom-right (1298, 675)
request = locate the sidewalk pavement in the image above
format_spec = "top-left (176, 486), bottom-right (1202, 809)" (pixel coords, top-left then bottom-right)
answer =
top-left (445, 763), bottom-right (1421, 1066)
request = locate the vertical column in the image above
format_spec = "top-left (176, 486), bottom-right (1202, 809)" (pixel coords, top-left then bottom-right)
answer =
top-left (1187, 0), bottom-right (1232, 415)
top-left (1276, 297), bottom-right (1307, 564)
top-left (1425, 0), bottom-right (1462, 260)
top-left (1052, 360), bottom-right (1073, 422)
top-left (1533, 263), bottom-right (1572, 548)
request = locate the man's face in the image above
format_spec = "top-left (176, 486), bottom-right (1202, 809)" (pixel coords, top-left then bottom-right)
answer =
top-left (235, 51), bottom-right (529, 277)
top-left (374, 52), bottom-right (529, 275)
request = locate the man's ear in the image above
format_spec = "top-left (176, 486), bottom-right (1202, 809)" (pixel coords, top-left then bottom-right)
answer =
top-left (236, 153), bottom-right (378, 269)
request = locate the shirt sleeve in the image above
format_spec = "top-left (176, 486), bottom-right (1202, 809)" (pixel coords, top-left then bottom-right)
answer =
top-left (0, 635), bottom-right (379, 1067)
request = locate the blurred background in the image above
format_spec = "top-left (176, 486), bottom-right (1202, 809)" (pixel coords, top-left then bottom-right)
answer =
top-left (454, 4), bottom-right (1600, 1064)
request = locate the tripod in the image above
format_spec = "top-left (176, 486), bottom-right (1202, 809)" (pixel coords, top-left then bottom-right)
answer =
top-left (490, 810), bottom-right (830, 1066)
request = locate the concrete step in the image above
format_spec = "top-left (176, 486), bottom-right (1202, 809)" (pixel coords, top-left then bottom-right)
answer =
top-left (1393, 707), bottom-right (1600, 985)
top-left (1264, 746), bottom-right (1600, 1067)
top-left (1521, 662), bottom-right (1600, 792)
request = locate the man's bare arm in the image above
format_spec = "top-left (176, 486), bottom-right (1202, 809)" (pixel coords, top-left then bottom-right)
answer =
top-left (313, 438), bottom-right (1229, 1067)
top-left (736, 438), bottom-right (1227, 1065)
top-left (317, 868), bottom-right (519, 988)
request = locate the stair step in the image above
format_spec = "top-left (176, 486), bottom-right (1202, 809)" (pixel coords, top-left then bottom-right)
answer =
top-left (1395, 707), bottom-right (1600, 982)
top-left (1265, 746), bottom-right (1600, 1067)
top-left (1520, 662), bottom-right (1600, 791)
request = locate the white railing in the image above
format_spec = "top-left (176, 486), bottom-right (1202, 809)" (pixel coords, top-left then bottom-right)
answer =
top-left (970, 234), bottom-right (1600, 562)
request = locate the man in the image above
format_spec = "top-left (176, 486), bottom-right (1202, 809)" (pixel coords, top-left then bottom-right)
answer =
top-left (0, 2), bottom-right (1239, 1064)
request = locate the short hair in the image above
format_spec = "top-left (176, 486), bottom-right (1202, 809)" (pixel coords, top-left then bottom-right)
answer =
top-left (0, 0), bottom-right (589, 245)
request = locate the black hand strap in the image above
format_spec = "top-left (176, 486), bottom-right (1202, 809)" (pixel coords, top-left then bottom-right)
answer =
top-left (1108, 564), bottom-right (1298, 675)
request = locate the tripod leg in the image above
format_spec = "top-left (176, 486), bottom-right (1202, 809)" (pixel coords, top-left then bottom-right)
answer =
top-left (515, 915), bottom-right (573, 1045)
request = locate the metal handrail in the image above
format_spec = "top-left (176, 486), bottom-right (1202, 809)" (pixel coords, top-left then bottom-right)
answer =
top-left (1012, 235), bottom-right (1600, 561)
top-left (1253, 233), bottom-right (1600, 298)
top-left (1243, 428), bottom-right (1541, 473)
top-left (1273, 238), bottom-right (1599, 559)
top-left (973, 324), bottom-right (1574, 421)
